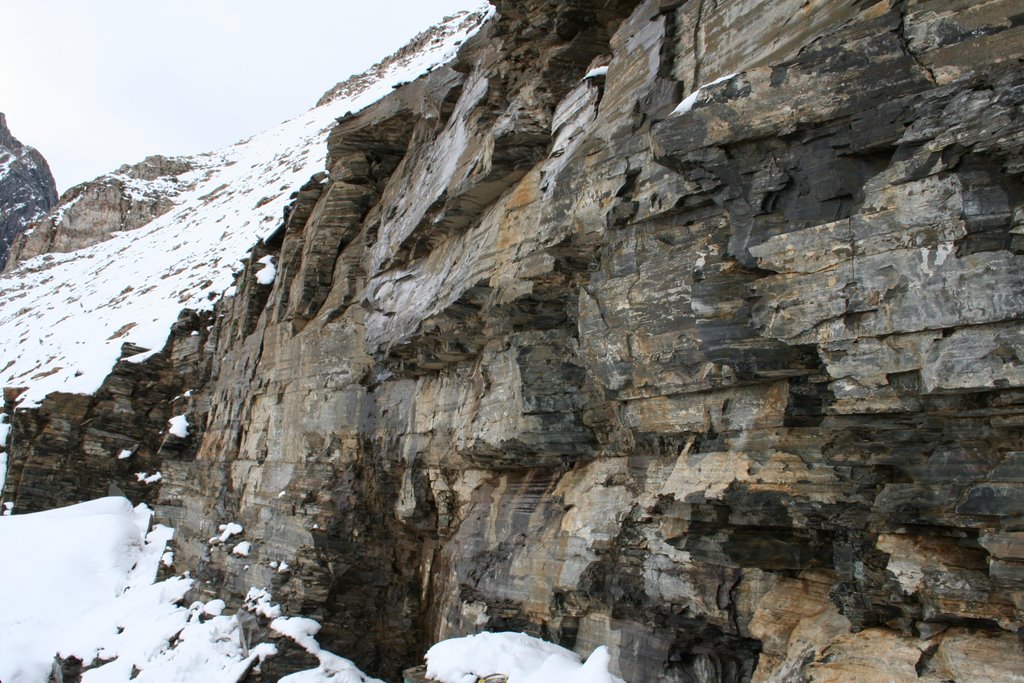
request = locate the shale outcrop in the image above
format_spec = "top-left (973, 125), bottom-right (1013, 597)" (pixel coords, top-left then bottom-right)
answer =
top-left (4, 1), bottom-right (1024, 681)
top-left (0, 113), bottom-right (57, 269)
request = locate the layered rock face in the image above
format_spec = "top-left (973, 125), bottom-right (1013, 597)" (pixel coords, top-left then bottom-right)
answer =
top-left (1, 311), bottom-right (213, 513)
top-left (4, 153), bottom-right (200, 271)
top-left (0, 113), bottom-right (57, 269)
top-left (5, 1), bottom-right (1024, 681)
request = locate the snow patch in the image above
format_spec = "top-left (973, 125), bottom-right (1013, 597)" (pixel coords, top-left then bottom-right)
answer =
top-left (135, 471), bottom-right (163, 484)
top-left (255, 255), bottom-right (277, 285)
top-left (232, 540), bottom-right (252, 557)
top-left (245, 587), bottom-right (282, 619)
top-left (672, 73), bottom-right (738, 115)
top-left (272, 617), bottom-right (384, 683)
top-left (213, 522), bottom-right (244, 544)
top-left (167, 414), bottom-right (189, 438)
top-left (425, 632), bottom-right (627, 683)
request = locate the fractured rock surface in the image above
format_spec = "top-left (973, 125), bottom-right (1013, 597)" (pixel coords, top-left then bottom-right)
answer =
top-left (5, 1), bottom-right (1024, 681)
top-left (0, 113), bottom-right (57, 269)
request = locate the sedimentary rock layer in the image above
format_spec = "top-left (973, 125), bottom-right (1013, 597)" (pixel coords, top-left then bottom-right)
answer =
top-left (5, 1), bottom-right (1024, 681)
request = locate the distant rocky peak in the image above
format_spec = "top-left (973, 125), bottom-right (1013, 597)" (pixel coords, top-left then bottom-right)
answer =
top-left (0, 113), bottom-right (57, 269)
top-left (112, 154), bottom-right (196, 183)
top-left (0, 113), bottom-right (17, 150)
top-left (2, 151), bottom-right (204, 272)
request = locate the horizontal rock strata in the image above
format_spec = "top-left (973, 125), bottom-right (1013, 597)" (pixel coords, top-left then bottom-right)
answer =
top-left (4, 1), bottom-right (1024, 681)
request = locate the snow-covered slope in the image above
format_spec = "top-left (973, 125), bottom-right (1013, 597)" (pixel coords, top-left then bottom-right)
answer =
top-left (3, 154), bottom-right (203, 271)
top-left (0, 7), bottom-right (490, 413)
top-left (0, 497), bottom-right (360, 683)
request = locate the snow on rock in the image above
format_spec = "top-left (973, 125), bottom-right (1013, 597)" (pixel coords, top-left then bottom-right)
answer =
top-left (425, 632), bottom-right (627, 683)
top-left (0, 497), bottom-right (286, 683)
top-left (671, 73), bottom-right (739, 115)
top-left (244, 587), bottom-right (283, 619)
top-left (117, 448), bottom-right (133, 459)
top-left (167, 414), bottom-right (189, 438)
top-left (135, 471), bottom-right (163, 484)
top-left (272, 617), bottom-right (384, 683)
top-left (0, 413), bottom-right (9, 489)
top-left (232, 540), bottom-right (252, 557)
top-left (203, 599), bottom-right (226, 617)
top-left (0, 497), bottom-right (281, 682)
top-left (255, 255), bottom-right (277, 285)
top-left (212, 521), bottom-right (244, 544)
top-left (0, 6), bottom-right (491, 413)
top-left (583, 65), bottom-right (608, 79)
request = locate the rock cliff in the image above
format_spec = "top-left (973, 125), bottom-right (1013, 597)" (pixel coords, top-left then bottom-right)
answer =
top-left (4, 1), bottom-right (1024, 681)
top-left (0, 113), bottom-right (57, 269)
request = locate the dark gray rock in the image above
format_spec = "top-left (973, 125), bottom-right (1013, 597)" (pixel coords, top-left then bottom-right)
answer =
top-left (0, 113), bottom-right (57, 269)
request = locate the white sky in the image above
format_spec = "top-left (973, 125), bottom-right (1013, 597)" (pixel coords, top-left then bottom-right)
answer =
top-left (1, 1), bottom-right (484, 193)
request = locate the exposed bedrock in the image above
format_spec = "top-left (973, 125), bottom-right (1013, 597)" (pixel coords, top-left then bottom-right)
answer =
top-left (3, 154), bottom-right (200, 271)
top-left (0, 113), bottom-right (57, 269)
top-left (5, 0), bottom-right (1024, 681)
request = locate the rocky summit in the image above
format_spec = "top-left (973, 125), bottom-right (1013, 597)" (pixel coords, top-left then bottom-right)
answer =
top-left (3, 1), bottom-right (1024, 681)
top-left (0, 113), bottom-right (57, 269)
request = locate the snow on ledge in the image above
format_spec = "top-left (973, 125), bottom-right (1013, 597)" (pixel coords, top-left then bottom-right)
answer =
top-left (212, 521), bottom-right (244, 544)
top-left (135, 470), bottom-right (163, 484)
top-left (671, 73), bottom-right (739, 115)
top-left (168, 414), bottom-right (189, 438)
top-left (255, 255), bottom-right (277, 285)
top-left (272, 616), bottom-right (384, 683)
top-left (425, 631), bottom-right (627, 683)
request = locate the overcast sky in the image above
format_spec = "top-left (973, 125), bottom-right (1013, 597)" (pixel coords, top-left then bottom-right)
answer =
top-left (2, 1), bottom-right (484, 193)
